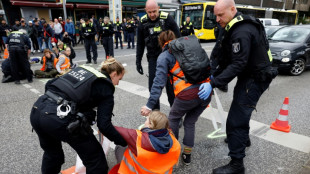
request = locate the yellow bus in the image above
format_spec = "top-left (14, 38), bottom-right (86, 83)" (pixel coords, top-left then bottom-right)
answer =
top-left (181, 2), bottom-right (298, 40)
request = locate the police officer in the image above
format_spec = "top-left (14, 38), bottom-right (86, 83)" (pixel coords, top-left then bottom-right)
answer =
top-left (81, 18), bottom-right (98, 64)
top-left (126, 18), bottom-right (135, 49)
top-left (6, 29), bottom-right (33, 84)
top-left (136, 0), bottom-right (181, 110)
top-left (180, 16), bottom-right (194, 36)
top-left (99, 16), bottom-right (114, 59)
top-left (114, 17), bottom-right (123, 49)
top-left (198, 0), bottom-right (277, 173)
top-left (30, 58), bottom-right (127, 174)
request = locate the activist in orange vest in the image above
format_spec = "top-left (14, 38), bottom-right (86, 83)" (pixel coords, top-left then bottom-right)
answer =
top-left (111, 111), bottom-right (181, 174)
top-left (56, 47), bottom-right (71, 75)
top-left (140, 30), bottom-right (212, 166)
top-left (34, 49), bottom-right (58, 78)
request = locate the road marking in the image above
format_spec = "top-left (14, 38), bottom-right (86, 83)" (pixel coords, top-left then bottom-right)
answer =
top-left (30, 88), bottom-right (41, 94)
top-left (117, 80), bottom-right (310, 154)
top-left (22, 84), bottom-right (32, 88)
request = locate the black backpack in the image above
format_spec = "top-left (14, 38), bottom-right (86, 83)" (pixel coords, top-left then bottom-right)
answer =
top-left (168, 35), bottom-right (211, 84)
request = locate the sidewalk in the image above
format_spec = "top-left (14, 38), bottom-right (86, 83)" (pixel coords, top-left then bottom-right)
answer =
top-left (299, 159), bottom-right (310, 174)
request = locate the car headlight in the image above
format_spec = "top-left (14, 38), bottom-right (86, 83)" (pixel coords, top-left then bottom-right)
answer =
top-left (281, 58), bottom-right (290, 62)
top-left (281, 50), bottom-right (291, 57)
top-left (197, 33), bottom-right (204, 37)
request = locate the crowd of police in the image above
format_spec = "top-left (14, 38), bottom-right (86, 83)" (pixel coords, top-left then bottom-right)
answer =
top-left (1, 0), bottom-right (279, 173)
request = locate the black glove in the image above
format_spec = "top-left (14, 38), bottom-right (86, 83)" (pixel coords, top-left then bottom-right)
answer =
top-left (136, 63), bottom-right (144, 75)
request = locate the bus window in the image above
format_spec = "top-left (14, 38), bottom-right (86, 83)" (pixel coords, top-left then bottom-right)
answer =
top-left (204, 5), bottom-right (216, 29)
top-left (272, 11), bottom-right (296, 25)
top-left (182, 4), bottom-right (204, 29)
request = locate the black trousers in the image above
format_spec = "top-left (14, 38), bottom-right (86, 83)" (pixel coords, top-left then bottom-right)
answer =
top-left (31, 36), bottom-right (39, 50)
top-left (114, 32), bottom-right (123, 48)
top-left (30, 95), bottom-right (108, 174)
top-left (84, 39), bottom-right (98, 62)
top-left (102, 36), bottom-right (114, 58)
top-left (9, 47), bottom-right (33, 81)
top-left (127, 32), bottom-right (135, 48)
top-left (148, 58), bottom-right (175, 109)
top-left (227, 78), bottom-right (271, 159)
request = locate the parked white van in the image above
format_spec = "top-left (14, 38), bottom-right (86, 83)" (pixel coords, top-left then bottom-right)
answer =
top-left (258, 18), bottom-right (280, 26)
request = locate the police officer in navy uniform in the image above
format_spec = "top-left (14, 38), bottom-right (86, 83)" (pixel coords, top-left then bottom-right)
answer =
top-left (99, 16), bottom-right (114, 59)
top-left (198, 0), bottom-right (278, 173)
top-left (30, 58), bottom-right (127, 174)
top-left (6, 29), bottom-right (33, 84)
top-left (180, 16), bottom-right (194, 36)
top-left (81, 18), bottom-right (98, 64)
top-left (136, 0), bottom-right (181, 110)
top-left (114, 17), bottom-right (123, 49)
top-left (126, 18), bottom-right (136, 49)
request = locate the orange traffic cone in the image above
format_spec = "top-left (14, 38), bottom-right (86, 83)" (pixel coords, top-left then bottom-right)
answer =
top-left (270, 97), bottom-right (291, 132)
top-left (60, 166), bottom-right (76, 174)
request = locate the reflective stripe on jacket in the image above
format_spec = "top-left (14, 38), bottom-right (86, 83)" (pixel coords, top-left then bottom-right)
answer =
top-left (170, 60), bottom-right (210, 96)
top-left (58, 54), bottom-right (70, 70)
top-left (118, 130), bottom-right (181, 174)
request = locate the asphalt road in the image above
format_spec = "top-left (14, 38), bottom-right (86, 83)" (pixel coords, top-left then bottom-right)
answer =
top-left (0, 41), bottom-right (309, 174)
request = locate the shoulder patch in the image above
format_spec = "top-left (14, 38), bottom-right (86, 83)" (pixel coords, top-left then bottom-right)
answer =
top-left (232, 42), bottom-right (240, 53)
top-left (160, 12), bottom-right (168, 19)
top-left (141, 14), bottom-right (148, 23)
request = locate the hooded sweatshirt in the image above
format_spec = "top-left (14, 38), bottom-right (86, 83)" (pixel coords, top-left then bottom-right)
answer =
top-left (115, 126), bottom-right (173, 156)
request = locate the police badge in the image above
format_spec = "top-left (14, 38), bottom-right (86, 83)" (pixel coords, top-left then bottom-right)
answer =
top-left (232, 42), bottom-right (240, 53)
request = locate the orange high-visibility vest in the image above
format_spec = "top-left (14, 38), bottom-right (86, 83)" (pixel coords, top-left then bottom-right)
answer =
top-left (58, 54), bottom-right (70, 70)
top-left (170, 60), bottom-right (210, 96)
top-left (40, 56), bottom-right (58, 71)
top-left (118, 130), bottom-right (181, 174)
top-left (4, 48), bottom-right (9, 59)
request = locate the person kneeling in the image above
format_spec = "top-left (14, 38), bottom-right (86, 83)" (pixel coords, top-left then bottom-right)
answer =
top-left (112, 111), bottom-right (181, 174)
top-left (34, 49), bottom-right (58, 78)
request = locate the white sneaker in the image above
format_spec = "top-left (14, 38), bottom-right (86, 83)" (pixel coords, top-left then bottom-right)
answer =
top-left (33, 50), bottom-right (36, 53)
top-left (37, 50), bottom-right (41, 53)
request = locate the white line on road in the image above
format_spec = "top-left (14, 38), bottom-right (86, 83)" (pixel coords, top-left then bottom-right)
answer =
top-left (117, 80), bottom-right (310, 154)
top-left (30, 88), bottom-right (41, 95)
top-left (22, 84), bottom-right (32, 88)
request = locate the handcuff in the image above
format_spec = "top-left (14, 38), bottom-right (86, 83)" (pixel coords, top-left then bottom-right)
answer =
top-left (57, 104), bottom-right (71, 119)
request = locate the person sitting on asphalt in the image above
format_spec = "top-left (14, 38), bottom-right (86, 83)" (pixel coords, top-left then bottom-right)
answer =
top-left (111, 110), bottom-right (181, 174)
top-left (56, 47), bottom-right (71, 75)
top-left (34, 49), bottom-right (58, 78)
top-left (140, 30), bottom-right (212, 166)
top-left (57, 39), bottom-right (76, 67)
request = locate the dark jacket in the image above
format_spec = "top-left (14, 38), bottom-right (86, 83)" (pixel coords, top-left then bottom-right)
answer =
top-left (35, 24), bottom-right (43, 38)
top-left (211, 12), bottom-right (271, 88)
top-left (43, 24), bottom-right (54, 39)
top-left (136, 12), bottom-right (181, 63)
top-left (45, 71), bottom-right (127, 146)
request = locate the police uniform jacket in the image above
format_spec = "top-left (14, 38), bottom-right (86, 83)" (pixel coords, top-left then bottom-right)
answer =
top-left (136, 12), bottom-right (181, 63)
top-left (180, 21), bottom-right (194, 36)
top-left (46, 67), bottom-right (127, 146)
top-left (211, 12), bottom-right (273, 88)
top-left (99, 22), bottom-right (114, 38)
top-left (126, 21), bottom-right (135, 33)
top-left (81, 23), bottom-right (97, 40)
top-left (6, 31), bottom-right (31, 49)
top-left (114, 21), bottom-right (123, 33)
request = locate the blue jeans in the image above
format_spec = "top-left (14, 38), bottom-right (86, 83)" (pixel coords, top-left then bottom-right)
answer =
top-left (2, 36), bottom-right (8, 44)
top-left (227, 78), bottom-right (271, 159)
top-left (37, 37), bottom-right (43, 51)
top-left (42, 37), bottom-right (52, 50)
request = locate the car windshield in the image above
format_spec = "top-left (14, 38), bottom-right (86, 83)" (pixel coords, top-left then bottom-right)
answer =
top-left (265, 26), bottom-right (282, 36)
top-left (270, 27), bottom-right (310, 43)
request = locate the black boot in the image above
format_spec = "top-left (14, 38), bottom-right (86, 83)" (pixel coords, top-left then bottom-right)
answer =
top-left (224, 138), bottom-right (251, 147)
top-left (213, 158), bottom-right (245, 174)
top-left (218, 84), bottom-right (228, 92)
